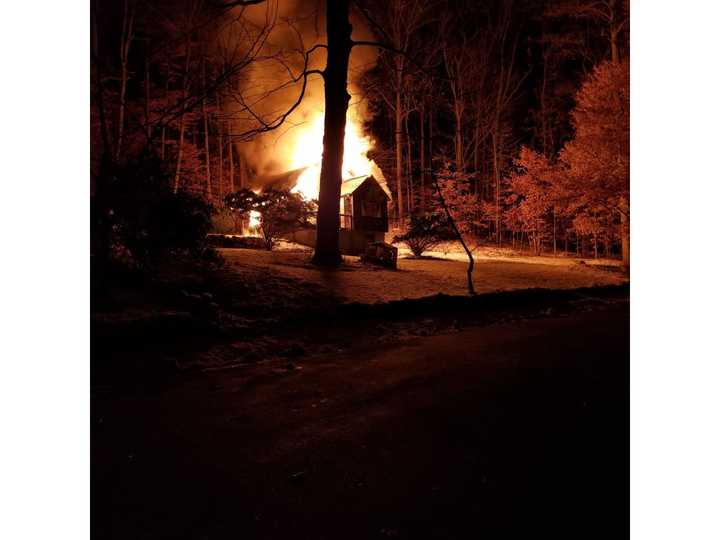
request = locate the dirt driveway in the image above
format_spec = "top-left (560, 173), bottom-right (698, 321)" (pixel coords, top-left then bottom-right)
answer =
top-left (92, 302), bottom-right (629, 539)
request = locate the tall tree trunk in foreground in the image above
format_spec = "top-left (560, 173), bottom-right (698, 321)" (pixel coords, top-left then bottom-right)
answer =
top-left (312, 0), bottom-right (352, 266)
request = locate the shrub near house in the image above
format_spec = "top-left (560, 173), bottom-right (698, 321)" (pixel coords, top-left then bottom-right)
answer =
top-left (393, 213), bottom-right (456, 257)
top-left (225, 188), bottom-right (316, 250)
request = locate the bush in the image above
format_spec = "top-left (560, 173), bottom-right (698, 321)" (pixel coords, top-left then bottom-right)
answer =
top-left (211, 206), bottom-right (244, 234)
top-left (99, 156), bottom-right (215, 269)
top-left (225, 188), bottom-right (316, 250)
top-left (393, 213), bottom-right (455, 256)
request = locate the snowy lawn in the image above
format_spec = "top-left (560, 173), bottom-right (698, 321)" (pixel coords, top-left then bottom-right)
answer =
top-left (219, 241), bottom-right (627, 305)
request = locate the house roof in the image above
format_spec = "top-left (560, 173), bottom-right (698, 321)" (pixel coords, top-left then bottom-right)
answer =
top-left (250, 167), bottom-right (307, 192)
top-left (341, 175), bottom-right (391, 199)
top-left (249, 169), bottom-right (391, 200)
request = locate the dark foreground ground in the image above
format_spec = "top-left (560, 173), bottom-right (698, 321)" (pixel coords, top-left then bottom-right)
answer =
top-left (92, 293), bottom-right (628, 540)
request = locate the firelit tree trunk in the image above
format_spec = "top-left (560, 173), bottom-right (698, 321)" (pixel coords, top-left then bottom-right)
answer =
top-left (492, 127), bottom-right (501, 247)
top-left (91, 1), bottom-right (113, 273)
top-left (454, 101), bottom-right (463, 172)
top-left (621, 206), bottom-right (630, 270)
top-left (419, 101), bottom-right (426, 211)
top-left (428, 103), bottom-right (433, 178)
top-left (312, 0), bottom-right (352, 266)
top-left (594, 231), bottom-right (598, 258)
top-left (228, 137), bottom-right (235, 193)
top-left (432, 171), bottom-right (475, 295)
top-left (473, 111), bottom-right (481, 191)
top-left (144, 49), bottom-right (151, 141)
top-left (173, 34), bottom-right (192, 194)
top-left (395, 85), bottom-right (404, 224)
top-left (405, 113), bottom-right (413, 214)
top-left (202, 59), bottom-right (212, 201)
top-left (216, 94), bottom-right (224, 200)
top-left (161, 55), bottom-right (170, 160)
top-left (115, 0), bottom-right (135, 161)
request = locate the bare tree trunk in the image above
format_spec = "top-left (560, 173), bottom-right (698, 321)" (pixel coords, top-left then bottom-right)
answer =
top-left (405, 112), bottom-right (413, 215)
top-left (594, 231), bottom-right (598, 258)
top-left (610, 1), bottom-right (620, 64)
top-left (419, 101), bottom-right (426, 211)
top-left (228, 137), bottom-right (235, 193)
top-left (92, 4), bottom-right (112, 161)
top-left (553, 208), bottom-right (557, 255)
top-left (202, 59), bottom-right (212, 201)
top-left (611, 33), bottom-right (619, 63)
top-left (173, 34), bottom-right (192, 194)
top-left (454, 101), bottom-right (463, 172)
top-left (91, 0), bottom-right (113, 271)
top-left (216, 94), bottom-right (224, 201)
top-left (161, 55), bottom-right (170, 160)
top-left (312, 0), bottom-right (351, 266)
top-left (540, 47), bottom-right (549, 157)
top-left (428, 103), bottom-right (434, 180)
top-left (492, 128), bottom-right (501, 247)
top-left (395, 86), bottom-right (404, 225)
top-left (621, 208), bottom-right (630, 270)
top-left (115, 0), bottom-right (135, 161)
top-left (144, 48), bottom-right (151, 141)
top-left (432, 170), bottom-right (475, 295)
top-left (473, 111), bottom-right (481, 192)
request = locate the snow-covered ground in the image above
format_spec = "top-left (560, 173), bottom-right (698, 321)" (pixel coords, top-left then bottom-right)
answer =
top-left (394, 240), bottom-right (623, 268)
top-left (219, 241), bottom-right (627, 305)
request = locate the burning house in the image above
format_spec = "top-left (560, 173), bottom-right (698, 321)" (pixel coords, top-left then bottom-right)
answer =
top-left (338, 175), bottom-right (390, 253)
top-left (244, 111), bottom-right (391, 254)
top-left (249, 168), bottom-right (390, 255)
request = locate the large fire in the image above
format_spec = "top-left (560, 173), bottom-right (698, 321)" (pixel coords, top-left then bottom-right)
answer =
top-left (290, 113), bottom-right (376, 200)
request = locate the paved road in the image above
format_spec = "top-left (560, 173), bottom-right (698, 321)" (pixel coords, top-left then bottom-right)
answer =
top-left (92, 304), bottom-right (629, 539)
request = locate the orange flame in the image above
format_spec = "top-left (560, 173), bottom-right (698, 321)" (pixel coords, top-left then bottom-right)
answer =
top-left (290, 113), bottom-right (375, 200)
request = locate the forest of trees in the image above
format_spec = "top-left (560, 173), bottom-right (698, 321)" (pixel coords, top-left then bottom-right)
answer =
top-left (91, 0), bottom-right (629, 268)
top-left (359, 0), bottom-right (629, 266)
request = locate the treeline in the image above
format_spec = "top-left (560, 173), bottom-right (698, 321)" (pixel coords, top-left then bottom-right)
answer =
top-left (91, 0), bottom-right (288, 205)
top-left (359, 0), bottom-right (629, 264)
top-left (91, 0), bottom-right (630, 266)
